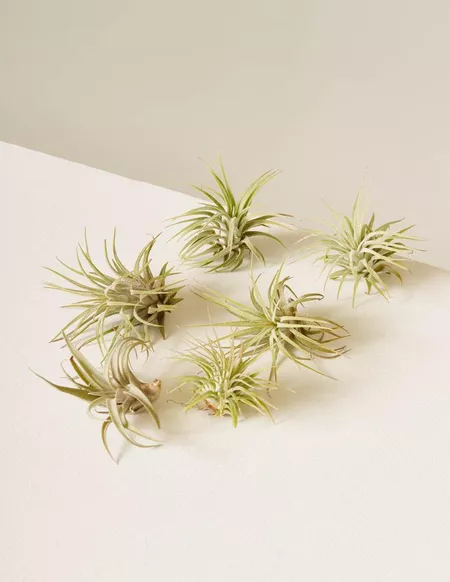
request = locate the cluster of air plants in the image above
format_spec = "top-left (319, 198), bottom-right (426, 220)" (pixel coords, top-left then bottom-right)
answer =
top-left (36, 231), bottom-right (185, 460)
top-left (45, 231), bottom-right (184, 355)
top-left (306, 195), bottom-right (420, 306)
top-left (35, 336), bottom-right (161, 461)
top-left (34, 160), bottom-right (422, 462)
top-left (173, 335), bottom-right (275, 426)
top-left (194, 265), bottom-right (348, 381)
top-left (170, 163), bottom-right (293, 272)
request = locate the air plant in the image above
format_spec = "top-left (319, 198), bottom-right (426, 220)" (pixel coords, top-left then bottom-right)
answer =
top-left (173, 335), bottom-right (275, 426)
top-left (34, 336), bottom-right (162, 461)
top-left (45, 231), bottom-right (184, 354)
top-left (307, 195), bottom-right (421, 306)
top-left (194, 265), bottom-right (347, 381)
top-left (170, 162), bottom-right (293, 272)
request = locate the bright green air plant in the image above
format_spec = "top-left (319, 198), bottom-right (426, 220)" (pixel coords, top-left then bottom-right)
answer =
top-left (307, 195), bottom-right (421, 306)
top-left (170, 162), bottom-right (293, 272)
top-left (34, 336), bottom-right (162, 461)
top-left (45, 232), bottom-right (184, 354)
top-left (194, 265), bottom-right (347, 381)
top-left (173, 336), bottom-right (275, 426)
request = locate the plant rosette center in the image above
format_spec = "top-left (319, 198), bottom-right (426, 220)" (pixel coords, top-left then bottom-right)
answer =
top-left (105, 276), bottom-right (167, 320)
top-left (213, 216), bottom-right (243, 251)
top-left (114, 380), bottom-right (162, 414)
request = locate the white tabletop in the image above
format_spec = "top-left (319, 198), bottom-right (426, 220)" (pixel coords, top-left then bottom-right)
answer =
top-left (2, 142), bottom-right (450, 582)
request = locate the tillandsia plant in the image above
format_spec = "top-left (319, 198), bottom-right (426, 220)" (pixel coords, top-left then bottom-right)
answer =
top-left (170, 162), bottom-right (293, 272)
top-left (194, 265), bottom-right (347, 381)
top-left (45, 231), bottom-right (184, 355)
top-left (34, 335), bottom-right (162, 461)
top-left (173, 336), bottom-right (276, 426)
top-left (306, 194), bottom-right (421, 306)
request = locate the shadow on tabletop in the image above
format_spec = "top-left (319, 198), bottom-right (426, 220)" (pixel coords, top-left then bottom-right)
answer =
top-left (164, 281), bottom-right (209, 333)
top-left (242, 227), bottom-right (307, 268)
top-left (388, 259), bottom-right (449, 290)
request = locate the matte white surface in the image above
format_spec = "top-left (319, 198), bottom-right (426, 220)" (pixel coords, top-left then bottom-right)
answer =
top-left (2, 143), bottom-right (450, 581)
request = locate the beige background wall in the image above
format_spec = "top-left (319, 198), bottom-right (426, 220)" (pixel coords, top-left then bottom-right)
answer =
top-left (1, 0), bottom-right (449, 268)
